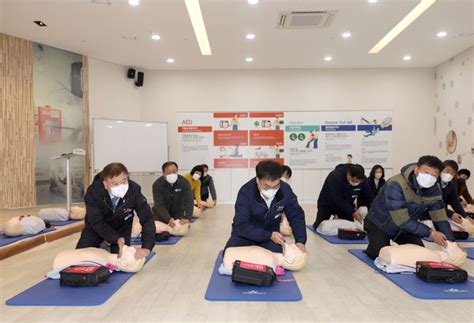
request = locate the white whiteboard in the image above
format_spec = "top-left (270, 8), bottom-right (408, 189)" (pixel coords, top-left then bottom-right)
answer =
top-left (93, 119), bottom-right (168, 173)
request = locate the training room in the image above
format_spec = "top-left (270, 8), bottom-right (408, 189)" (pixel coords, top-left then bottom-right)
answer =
top-left (1, 0), bottom-right (474, 322)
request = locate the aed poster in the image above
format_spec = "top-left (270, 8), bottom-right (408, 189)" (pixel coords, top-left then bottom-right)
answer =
top-left (177, 111), bottom-right (392, 169)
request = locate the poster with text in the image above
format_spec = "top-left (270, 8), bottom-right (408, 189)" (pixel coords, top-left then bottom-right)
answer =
top-left (177, 113), bottom-right (213, 169)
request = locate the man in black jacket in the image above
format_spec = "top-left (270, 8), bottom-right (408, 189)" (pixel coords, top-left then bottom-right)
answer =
top-left (152, 161), bottom-right (194, 226)
top-left (76, 163), bottom-right (155, 259)
top-left (313, 164), bottom-right (373, 230)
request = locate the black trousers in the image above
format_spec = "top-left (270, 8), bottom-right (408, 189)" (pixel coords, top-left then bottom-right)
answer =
top-left (364, 218), bottom-right (424, 259)
top-left (76, 223), bottom-right (132, 254)
top-left (313, 205), bottom-right (353, 230)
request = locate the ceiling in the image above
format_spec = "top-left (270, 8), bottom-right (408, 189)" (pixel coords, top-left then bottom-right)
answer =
top-left (0, 0), bottom-right (473, 70)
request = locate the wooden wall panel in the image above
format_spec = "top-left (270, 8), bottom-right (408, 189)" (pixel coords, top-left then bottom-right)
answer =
top-left (0, 33), bottom-right (36, 208)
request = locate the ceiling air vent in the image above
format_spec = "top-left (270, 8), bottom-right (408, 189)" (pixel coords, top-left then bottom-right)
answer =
top-left (277, 11), bottom-right (334, 29)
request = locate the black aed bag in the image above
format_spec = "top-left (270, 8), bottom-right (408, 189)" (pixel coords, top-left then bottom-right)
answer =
top-left (452, 230), bottom-right (469, 240)
top-left (416, 261), bottom-right (468, 283)
top-left (232, 260), bottom-right (276, 287)
top-left (338, 228), bottom-right (366, 240)
top-left (60, 265), bottom-right (111, 287)
top-left (155, 232), bottom-right (170, 241)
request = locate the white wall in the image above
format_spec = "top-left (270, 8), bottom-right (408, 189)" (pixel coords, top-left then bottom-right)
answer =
top-left (88, 58), bottom-right (156, 198)
top-left (434, 47), bottom-right (474, 193)
top-left (137, 68), bottom-right (435, 202)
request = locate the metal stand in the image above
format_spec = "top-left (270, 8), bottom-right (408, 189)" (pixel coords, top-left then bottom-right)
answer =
top-left (50, 148), bottom-right (85, 213)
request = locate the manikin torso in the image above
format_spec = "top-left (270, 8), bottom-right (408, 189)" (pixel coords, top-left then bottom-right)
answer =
top-left (132, 219), bottom-right (189, 238)
top-left (49, 245), bottom-right (145, 278)
top-left (375, 241), bottom-right (467, 273)
top-left (2, 215), bottom-right (46, 237)
top-left (222, 243), bottom-right (307, 272)
top-left (37, 206), bottom-right (86, 221)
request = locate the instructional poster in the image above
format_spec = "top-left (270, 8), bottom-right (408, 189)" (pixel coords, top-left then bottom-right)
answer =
top-left (177, 111), bottom-right (392, 169)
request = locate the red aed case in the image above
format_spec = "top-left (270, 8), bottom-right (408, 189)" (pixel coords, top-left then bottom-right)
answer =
top-left (60, 265), bottom-right (111, 287)
top-left (415, 261), bottom-right (467, 283)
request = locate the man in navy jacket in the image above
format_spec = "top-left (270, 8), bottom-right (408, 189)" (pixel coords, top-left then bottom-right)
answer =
top-left (313, 164), bottom-right (373, 230)
top-left (224, 160), bottom-right (307, 253)
top-left (364, 156), bottom-right (455, 259)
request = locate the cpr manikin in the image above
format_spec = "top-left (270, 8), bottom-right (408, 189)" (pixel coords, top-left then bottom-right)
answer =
top-left (200, 197), bottom-right (216, 209)
top-left (422, 219), bottom-right (474, 236)
top-left (316, 206), bottom-right (367, 235)
top-left (2, 215), bottom-right (47, 237)
top-left (38, 206), bottom-right (86, 221)
top-left (374, 241), bottom-right (467, 273)
top-left (219, 243), bottom-right (308, 275)
top-left (47, 245), bottom-right (145, 279)
top-left (132, 219), bottom-right (190, 238)
top-left (193, 205), bottom-right (203, 218)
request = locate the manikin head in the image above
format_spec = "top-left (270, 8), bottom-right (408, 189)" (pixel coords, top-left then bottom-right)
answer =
top-left (116, 245), bottom-right (146, 272)
top-left (70, 206), bottom-right (86, 220)
top-left (281, 243), bottom-right (307, 271)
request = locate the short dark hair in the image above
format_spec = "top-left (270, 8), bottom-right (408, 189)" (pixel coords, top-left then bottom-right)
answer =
top-left (442, 160), bottom-right (459, 172)
top-left (256, 160), bottom-right (283, 181)
top-left (458, 169), bottom-right (471, 178)
top-left (370, 164), bottom-right (385, 179)
top-left (102, 162), bottom-right (128, 179)
top-left (191, 165), bottom-right (204, 176)
top-left (201, 164), bottom-right (209, 171)
top-left (162, 161), bottom-right (178, 172)
top-left (348, 164), bottom-right (366, 180)
top-left (417, 155), bottom-right (443, 171)
top-left (281, 165), bottom-right (292, 179)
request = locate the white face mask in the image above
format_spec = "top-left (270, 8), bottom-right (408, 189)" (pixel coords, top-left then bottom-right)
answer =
top-left (261, 188), bottom-right (278, 201)
top-left (111, 183), bottom-right (128, 198)
top-left (192, 173), bottom-right (201, 181)
top-left (416, 172), bottom-right (437, 188)
top-left (374, 172), bottom-right (383, 180)
top-left (441, 172), bottom-right (453, 183)
top-left (166, 173), bottom-right (178, 184)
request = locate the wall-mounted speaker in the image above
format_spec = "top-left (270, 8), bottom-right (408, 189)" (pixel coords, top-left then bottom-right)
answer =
top-left (127, 68), bottom-right (136, 79)
top-left (135, 71), bottom-right (144, 87)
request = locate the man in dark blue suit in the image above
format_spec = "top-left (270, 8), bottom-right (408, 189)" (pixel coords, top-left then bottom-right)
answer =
top-left (224, 160), bottom-right (307, 253)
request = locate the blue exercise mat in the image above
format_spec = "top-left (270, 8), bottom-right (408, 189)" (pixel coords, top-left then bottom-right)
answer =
top-left (5, 252), bottom-right (156, 306)
top-left (348, 249), bottom-right (474, 300)
top-left (131, 235), bottom-right (181, 246)
top-left (204, 251), bottom-right (302, 302)
top-left (0, 228), bottom-right (56, 247)
top-left (423, 236), bottom-right (474, 243)
top-left (466, 248), bottom-right (474, 260)
top-left (306, 225), bottom-right (367, 245)
top-left (49, 220), bottom-right (83, 227)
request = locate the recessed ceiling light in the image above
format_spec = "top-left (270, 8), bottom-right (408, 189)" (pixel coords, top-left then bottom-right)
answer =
top-left (369, 0), bottom-right (436, 54)
top-left (107, 125), bottom-right (113, 129)
top-left (33, 20), bottom-right (47, 27)
top-left (324, 56), bottom-right (333, 62)
top-left (246, 33), bottom-right (256, 40)
top-left (437, 31), bottom-right (447, 38)
top-left (166, 58), bottom-right (175, 63)
top-left (248, 0), bottom-right (259, 4)
top-left (145, 123), bottom-right (153, 127)
top-left (368, 0), bottom-right (378, 3)
top-left (128, 0), bottom-right (139, 6)
top-left (245, 57), bottom-right (254, 62)
top-left (151, 33), bottom-right (161, 40)
top-left (116, 120), bottom-right (123, 123)
top-left (342, 31), bottom-right (352, 39)
top-left (403, 55), bottom-right (412, 61)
